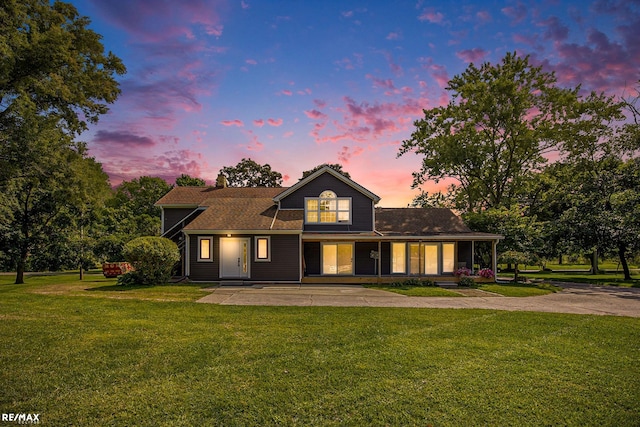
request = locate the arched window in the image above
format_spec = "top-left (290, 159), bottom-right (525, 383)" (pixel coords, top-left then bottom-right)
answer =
top-left (305, 190), bottom-right (351, 224)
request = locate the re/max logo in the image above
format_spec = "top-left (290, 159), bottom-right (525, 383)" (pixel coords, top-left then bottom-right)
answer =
top-left (1, 413), bottom-right (40, 424)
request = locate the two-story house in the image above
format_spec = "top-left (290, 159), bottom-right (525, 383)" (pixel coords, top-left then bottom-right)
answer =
top-left (155, 166), bottom-right (501, 283)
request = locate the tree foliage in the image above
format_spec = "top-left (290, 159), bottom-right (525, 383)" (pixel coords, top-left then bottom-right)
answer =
top-left (301, 163), bottom-right (351, 180)
top-left (0, 0), bottom-right (126, 136)
top-left (0, 0), bottom-right (125, 283)
top-left (220, 158), bottom-right (283, 187)
top-left (175, 174), bottom-right (206, 187)
top-left (399, 52), bottom-right (625, 213)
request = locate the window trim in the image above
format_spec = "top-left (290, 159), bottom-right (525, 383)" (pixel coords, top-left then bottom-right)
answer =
top-left (304, 194), bottom-right (352, 225)
top-left (254, 236), bottom-right (271, 262)
top-left (197, 236), bottom-right (213, 262)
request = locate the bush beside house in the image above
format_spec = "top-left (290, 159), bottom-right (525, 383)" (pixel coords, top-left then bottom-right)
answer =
top-left (119, 237), bottom-right (179, 285)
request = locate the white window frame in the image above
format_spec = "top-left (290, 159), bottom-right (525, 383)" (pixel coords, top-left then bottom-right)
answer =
top-left (304, 192), bottom-right (352, 224)
top-left (197, 236), bottom-right (213, 262)
top-left (254, 236), bottom-right (271, 262)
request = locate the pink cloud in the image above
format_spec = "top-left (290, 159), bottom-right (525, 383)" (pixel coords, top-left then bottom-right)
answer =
top-left (221, 119), bottom-right (244, 127)
top-left (253, 119), bottom-right (265, 127)
top-left (93, 130), bottom-right (156, 148)
top-left (366, 74), bottom-right (396, 91)
top-left (418, 8), bottom-right (445, 24)
top-left (245, 59), bottom-right (257, 65)
top-left (476, 10), bottom-right (492, 24)
top-left (456, 48), bottom-right (489, 63)
top-left (267, 118), bottom-right (283, 127)
top-left (281, 90), bottom-right (292, 96)
top-left (386, 32), bottom-right (401, 40)
top-left (537, 16), bottom-right (569, 42)
top-left (337, 146), bottom-right (365, 164)
top-left (305, 109), bottom-right (328, 120)
top-left (100, 149), bottom-right (209, 186)
top-left (501, 3), bottom-right (527, 25)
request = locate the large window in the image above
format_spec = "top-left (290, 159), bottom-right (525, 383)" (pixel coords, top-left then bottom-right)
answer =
top-left (405, 242), bottom-right (456, 275)
top-left (198, 237), bottom-right (213, 262)
top-left (322, 243), bottom-right (353, 275)
top-left (305, 191), bottom-right (351, 224)
top-left (391, 242), bottom-right (406, 273)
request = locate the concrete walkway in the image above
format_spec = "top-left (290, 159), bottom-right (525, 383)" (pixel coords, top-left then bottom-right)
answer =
top-left (196, 282), bottom-right (640, 317)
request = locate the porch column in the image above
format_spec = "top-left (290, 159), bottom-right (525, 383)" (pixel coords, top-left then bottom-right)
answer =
top-left (492, 240), bottom-right (498, 276)
top-left (377, 240), bottom-right (382, 279)
top-left (471, 240), bottom-right (475, 274)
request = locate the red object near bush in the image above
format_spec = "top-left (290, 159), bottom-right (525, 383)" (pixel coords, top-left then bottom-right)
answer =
top-left (102, 262), bottom-right (133, 278)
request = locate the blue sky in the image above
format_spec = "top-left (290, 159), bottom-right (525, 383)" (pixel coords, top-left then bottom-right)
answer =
top-left (69, 0), bottom-right (640, 206)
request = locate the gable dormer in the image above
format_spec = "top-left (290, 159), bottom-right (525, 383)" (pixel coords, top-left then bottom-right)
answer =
top-left (274, 166), bottom-right (380, 232)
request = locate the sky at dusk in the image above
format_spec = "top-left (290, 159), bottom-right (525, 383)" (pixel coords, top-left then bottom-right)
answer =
top-left (69, 0), bottom-right (640, 207)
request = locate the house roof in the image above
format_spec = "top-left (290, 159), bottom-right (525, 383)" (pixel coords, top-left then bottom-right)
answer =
top-left (156, 186), bottom-right (288, 206)
top-left (375, 208), bottom-right (481, 236)
top-left (184, 197), bottom-right (303, 231)
top-left (273, 166), bottom-right (381, 203)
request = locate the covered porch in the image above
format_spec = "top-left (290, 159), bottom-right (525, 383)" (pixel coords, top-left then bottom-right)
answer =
top-left (301, 235), bottom-right (500, 283)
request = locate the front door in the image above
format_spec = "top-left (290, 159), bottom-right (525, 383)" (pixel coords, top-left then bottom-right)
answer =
top-left (220, 238), bottom-right (250, 278)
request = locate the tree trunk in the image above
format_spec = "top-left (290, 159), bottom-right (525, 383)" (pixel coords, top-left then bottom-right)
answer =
top-left (618, 244), bottom-right (632, 281)
top-left (15, 248), bottom-right (27, 285)
top-left (558, 255), bottom-right (563, 265)
top-left (514, 263), bottom-right (519, 283)
top-left (591, 248), bottom-right (599, 275)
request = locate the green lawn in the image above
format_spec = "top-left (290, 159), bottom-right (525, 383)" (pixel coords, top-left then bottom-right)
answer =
top-left (1, 274), bottom-right (639, 426)
top-left (479, 282), bottom-right (562, 297)
top-left (503, 270), bottom-right (640, 287)
top-left (364, 284), bottom-right (463, 297)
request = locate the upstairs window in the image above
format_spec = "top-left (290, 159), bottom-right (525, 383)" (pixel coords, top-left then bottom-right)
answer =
top-left (305, 191), bottom-right (351, 224)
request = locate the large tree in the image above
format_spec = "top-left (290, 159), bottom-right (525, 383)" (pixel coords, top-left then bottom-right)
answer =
top-left (398, 52), bottom-right (625, 213)
top-left (219, 158), bottom-right (283, 187)
top-left (0, 0), bottom-right (125, 283)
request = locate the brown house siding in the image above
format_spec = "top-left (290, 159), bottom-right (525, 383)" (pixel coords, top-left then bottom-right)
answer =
top-left (279, 174), bottom-right (374, 232)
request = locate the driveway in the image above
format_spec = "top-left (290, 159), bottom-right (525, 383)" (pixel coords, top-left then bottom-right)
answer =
top-left (197, 282), bottom-right (640, 317)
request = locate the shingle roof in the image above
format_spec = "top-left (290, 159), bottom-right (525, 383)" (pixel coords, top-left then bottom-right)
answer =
top-left (156, 186), bottom-right (288, 206)
top-left (184, 197), bottom-right (303, 231)
top-left (375, 208), bottom-right (473, 236)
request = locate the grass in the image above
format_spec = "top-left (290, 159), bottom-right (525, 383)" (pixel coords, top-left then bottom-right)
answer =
top-left (1, 274), bottom-right (639, 426)
top-left (479, 282), bottom-right (562, 297)
top-left (504, 271), bottom-right (640, 287)
top-left (364, 284), bottom-right (463, 297)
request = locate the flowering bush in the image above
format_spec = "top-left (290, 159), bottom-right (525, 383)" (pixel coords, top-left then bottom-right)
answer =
top-left (454, 267), bottom-right (471, 277)
top-left (478, 268), bottom-right (495, 279)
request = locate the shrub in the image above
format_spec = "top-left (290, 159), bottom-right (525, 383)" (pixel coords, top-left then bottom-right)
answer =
top-left (116, 272), bottom-right (138, 286)
top-left (122, 237), bottom-right (179, 285)
top-left (454, 267), bottom-right (472, 277)
top-left (458, 276), bottom-right (477, 288)
top-left (478, 268), bottom-right (495, 279)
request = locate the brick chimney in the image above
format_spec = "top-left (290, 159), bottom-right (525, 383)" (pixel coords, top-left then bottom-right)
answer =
top-left (216, 173), bottom-right (228, 188)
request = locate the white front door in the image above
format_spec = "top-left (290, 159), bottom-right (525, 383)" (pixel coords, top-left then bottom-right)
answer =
top-left (220, 238), bottom-right (250, 278)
